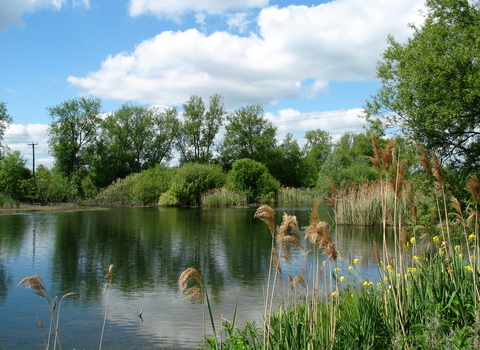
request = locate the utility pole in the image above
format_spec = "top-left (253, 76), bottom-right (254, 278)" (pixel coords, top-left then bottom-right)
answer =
top-left (27, 142), bottom-right (38, 176)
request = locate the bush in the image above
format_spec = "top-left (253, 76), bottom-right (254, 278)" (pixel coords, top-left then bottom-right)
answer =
top-left (159, 163), bottom-right (226, 206)
top-left (130, 165), bottom-right (176, 204)
top-left (0, 150), bottom-right (32, 200)
top-left (226, 158), bottom-right (280, 203)
top-left (34, 165), bottom-right (79, 203)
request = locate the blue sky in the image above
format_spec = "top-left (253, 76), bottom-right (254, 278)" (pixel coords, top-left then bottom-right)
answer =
top-left (0, 0), bottom-right (425, 167)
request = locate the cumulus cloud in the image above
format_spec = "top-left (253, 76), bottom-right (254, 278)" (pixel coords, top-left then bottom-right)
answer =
top-left (69, 0), bottom-right (425, 108)
top-left (0, 0), bottom-right (90, 32)
top-left (128, 0), bottom-right (269, 18)
top-left (3, 124), bottom-right (52, 167)
top-left (266, 108), bottom-right (367, 146)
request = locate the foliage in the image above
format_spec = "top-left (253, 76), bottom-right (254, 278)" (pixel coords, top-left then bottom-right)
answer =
top-left (277, 187), bottom-right (322, 204)
top-left (267, 133), bottom-right (311, 188)
top-left (217, 104), bottom-right (277, 169)
top-left (0, 102), bottom-right (12, 157)
top-left (0, 149), bottom-right (32, 200)
top-left (364, 0), bottom-right (480, 171)
top-left (225, 158), bottom-right (280, 203)
top-left (159, 163), bottom-right (226, 206)
top-left (47, 96), bottom-right (102, 180)
top-left (176, 94), bottom-right (226, 164)
top-left (34, 165), bottom-right (78, 203)
top-left (92, 103), bottom-right (179, 188)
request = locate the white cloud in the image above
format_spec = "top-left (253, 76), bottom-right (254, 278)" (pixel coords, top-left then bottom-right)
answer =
top-left (0, 0), bottom-right (89, 32)
top-left (69, 0), bottom-right (425, 108)
top-left (226, 12), bottom-right (249, 33)
top-left (266, 108), bottom-right (367, 146)
top-left (3, 124), bottom-right (52, 167)
top-left (128, 0), bottom-right (269, 18)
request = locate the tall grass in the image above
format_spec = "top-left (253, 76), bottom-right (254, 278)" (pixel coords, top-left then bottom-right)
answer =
top-left (201, 188), bottom-right (248, 207)
top-left (182, 136), bottom-right (480, 349)
top-left (0, 193), bottom-right (19, 208)
top-left (277, 187), bottom-right (321, 204)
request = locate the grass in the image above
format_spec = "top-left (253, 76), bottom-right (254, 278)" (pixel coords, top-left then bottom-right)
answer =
top-left (277, 187), bottom-right (321, 204)
top-left (201, 188), bottom-right (248, 207)
top-left (0, 193), bottom-right (19, 208)
top-left (179, 137), bottom-right (480, 349)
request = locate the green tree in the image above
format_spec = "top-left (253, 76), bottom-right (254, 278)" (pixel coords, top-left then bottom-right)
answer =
top-left (92, 103), bottom-right (179, 187)
top-left (268, 133), bottom-right (309, 188)
top-left (0, 102), bottom-right (13, 158)
top-left (226, 158), bottom-right (280, 203)
top-left (176, 94), bottom-right (226, 164)
top-left (47, 96), bottom-right (102, 178)
top-left (159, 163), bottom-right (226, 206)
top-left (364, 0), bottom-right (480, 169)
top-left (217, 104), bottom-right (277, 169)
top-left (0, 150), bottom-right (32, 200)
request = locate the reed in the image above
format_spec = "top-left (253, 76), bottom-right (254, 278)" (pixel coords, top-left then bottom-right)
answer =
top-left (201, 188), bottom-right (248, 207)
top-left (18, 275), bottom-right (75, 350)
top-left (99, 264), bottom-right (114, 350)
top-left (277, 187), bottom-right (321, 203)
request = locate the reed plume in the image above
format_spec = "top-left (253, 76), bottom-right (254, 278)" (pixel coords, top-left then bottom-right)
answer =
top-left (100, 264), bottom-right (114, 350)
top-left (382, 138), bottom-right (397, 172)
top-left (18, 275), bottom-right (49, 300)
top-left (467, 174), bottom-right (479, 204)
top-left (415, 141), bottom-right (433, 177)
top-left (254, 205), bottom-right (276, 235)
top-left (179, 267), bottom-right (204, 301)
top-left (367, 134), bottom-right (382, 173)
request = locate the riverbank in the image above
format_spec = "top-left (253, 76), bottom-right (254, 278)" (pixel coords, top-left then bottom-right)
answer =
top-left (0, 203), bottom-right (107, 214)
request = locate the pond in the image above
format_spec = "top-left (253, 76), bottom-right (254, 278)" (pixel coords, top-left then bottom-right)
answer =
top-left (0, 205), bottom-right (389, 349)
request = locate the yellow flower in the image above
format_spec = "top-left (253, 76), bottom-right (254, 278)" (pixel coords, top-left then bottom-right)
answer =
top-left (340, 276), bottom-right (346, 282)
top-left (377, 282), bottom-right (382, 288)
top-left (455, 245), bottom-right (461, 252)
top-left (465, 265), bottom-right (472, 271)
top-left (353, 259), bottom-right (359, 264)
top-left (348, 265), bottom-right (354, 272)
top-left (363, 281), bottom-right (372, 286)
top-left (334, 267), bottom-right (341, 273)
top-left (410, 237), bottom-right (416, 244)
top-left (468, 234), bottom-right (476, 242)
top-left (459, 254), bottom-right (463, 259)
top-left (332, 291), bottom-right (338, 297)
top-left (433, 236), bottom-right (440, 243)
top-left (413, 256), bottom-right (421, 263)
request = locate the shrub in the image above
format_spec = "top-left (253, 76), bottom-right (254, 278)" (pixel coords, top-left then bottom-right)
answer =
top-left (130, 165), bottom-right (176, 204)
top-left (34, 165), bottom-right (78, 203)
top-left (226, 158), bottom-right (280, 203)
top-left (159, 163), bottom-right (226, 206)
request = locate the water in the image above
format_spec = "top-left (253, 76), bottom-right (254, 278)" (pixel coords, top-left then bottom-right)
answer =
top-left (0, 205), bottom-right (387, 349)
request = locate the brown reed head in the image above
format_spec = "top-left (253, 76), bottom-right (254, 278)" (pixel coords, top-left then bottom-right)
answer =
top-left (179, 267), bottom-right (204, 301)
top-left (415, 141), bottom-right (432, 176)
top-left (276, 213), bottom-right (300, 251)
top-left (289, 274), bottom-right (306, 290)
top-left (382, 138), bottom-right (397, 172)
top-left (369, 134), bottom-right (382, 174)
top-left (431, 152), bottom-right (443, 184)
top-left (254, 205), bottom-right (276, 234)
top-left (467, 174), bottom-right (479, 204)
top-left (18, 275), bottom-right (48, 300)
top-left (105, 264), bottom-right (114, 280)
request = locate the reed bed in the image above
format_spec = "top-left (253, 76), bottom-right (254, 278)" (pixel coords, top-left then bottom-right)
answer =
top-left (180, 137), bottom-right (480, 349)
top-left (0, 193), bottom-right (19, 208)
top-left (201, 188), bottom-right (248, 207)
top-left (276, 187), bottom-right (321, 204)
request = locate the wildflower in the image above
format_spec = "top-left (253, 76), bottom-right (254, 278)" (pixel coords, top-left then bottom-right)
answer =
top-left (363, 281), bottom-right (372, 286)
top-left (353, 258), bottom-right (359, 264)
top-left (465, 265), bottom-right (472, 271)
top-left (433, 236), bottom-right (440, 243)
top-left (410, 237), bottom-right (416, 244)
top-left (348, 265), bottom-right (354, 272)
top-left (397, 274), bottom-right (402, 279)
top-left (340, 276), bottom-right (346, 282)
top-left (455, 245), bottom-right (461, 252)
top-left (334, 267), bottom-right (341, 273)
top-left (413, 256), bottom-right (421, 263)
top-left (405, 242), bottom-right (410, 249)
top-left (377, 282), bottom-right (382, 288)
top-left (468, 234), bottom-right (476, 242)
top-left (386, 265), bottom-right (394, 274)
top-left (332, 291), bottom-right (338, 297)
top-left (459, 254), bottom-right (463, 259)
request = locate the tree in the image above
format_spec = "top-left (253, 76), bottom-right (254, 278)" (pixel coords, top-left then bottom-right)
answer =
top-left (217, 104), bottom-right (277, 168)
top-left (92, 103), bottom-right (179, 187)
top-left (268, 133), bottom-right (309, 188)
top-left (0, 102), bottom-right (13, 158)
top-left (47, 96), bottom-right (102, 178)
top-left (0, 150), bottom-right (31, 200)
top-left (176, 94), bottom-right (226, 164)
top-left (363, 0), bottom-right (480, 169)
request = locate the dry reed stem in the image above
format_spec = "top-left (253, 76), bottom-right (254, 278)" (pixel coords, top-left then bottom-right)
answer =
top-left (373, 239), bottom-right (381, 265)
top-left (289, 274), bottom-right (306, 289)
top-left (431, 152), bottom-right (444, 184)
top-left (179, 267), bottom-right (203, 294)
top-left (254, 205), bottom-right (276, 235)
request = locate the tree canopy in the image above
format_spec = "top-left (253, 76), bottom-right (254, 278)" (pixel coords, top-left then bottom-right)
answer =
top-left (0, 102), bottom-right (12, 157)
top-left (364, 0), bottom-right (480, 169)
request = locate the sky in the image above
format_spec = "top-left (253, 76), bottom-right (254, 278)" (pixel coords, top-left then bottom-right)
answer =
top-left (0, 0), bottom-right (426, 169)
